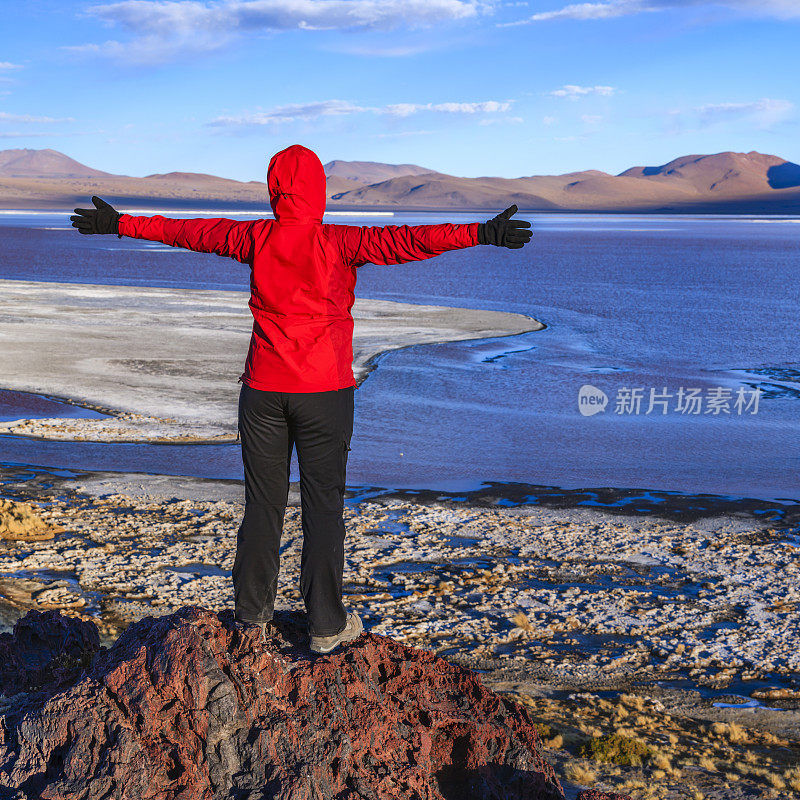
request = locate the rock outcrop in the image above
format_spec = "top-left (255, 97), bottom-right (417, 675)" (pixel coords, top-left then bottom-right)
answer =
top-left (0, 609), bottom-right (100, 696)
top-left (0, 608), bottom-right (631, 800)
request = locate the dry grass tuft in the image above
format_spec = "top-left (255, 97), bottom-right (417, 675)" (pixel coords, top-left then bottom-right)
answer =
top-left (786, 768), bottom-right (800, 793)
top-left (511, 611), bottom-right (534, 631)
top-left (619, 693), bottom-right (646, 711)
top-left (650, 751), bottom-right (672, 770)
top-left (563, 762), bottom-right (597, 786)
top-left (711, 721), bottom-right (749, 743)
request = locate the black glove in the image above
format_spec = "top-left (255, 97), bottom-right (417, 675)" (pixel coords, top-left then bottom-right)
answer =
top-left (70, 196), bottom-right (122, 236)
top-left (477, 204), bottom-right (532, 249)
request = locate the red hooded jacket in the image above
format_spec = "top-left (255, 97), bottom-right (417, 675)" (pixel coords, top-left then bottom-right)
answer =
top-left (117, 144), bottom-right (480, 393)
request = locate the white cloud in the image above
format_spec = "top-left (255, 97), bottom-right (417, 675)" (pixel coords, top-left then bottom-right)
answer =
top-left (581, 113), bottom-right (603, 124)
top-left (0, 112), bottom-right (74, 123)
top-left (551, 84), bottom-right (616, 99)
top-left (527, 1), bottom-right (642, 21)
top-left (209, 98), bottom-right (514, 129)
top-left (74, 0), bottom-right (484, 62)
top-left (479, 115), bottom-right (523, 125)
top-left (210, 100), bottom-right (371, 127)
top-left (328, 42), bottom-right (438, 57)
top-left (542, 115), bottom-right (558, 125)
top-left (0, 131), bottom-right (58, 138)
top-left (694, 98), bottom-right (794, 129)
top-left (91, 0), bottom-right (481, 31)
top-left (64, 34), bottom-right (235, 63)
top-left (505, 0), bottom-right (800, 25)
top-left (0, 62), bottom-right (23, 84)
top-left (384, 100), bottom-right (512, 116)
top-left (710, 0), bottom-right (800, 17)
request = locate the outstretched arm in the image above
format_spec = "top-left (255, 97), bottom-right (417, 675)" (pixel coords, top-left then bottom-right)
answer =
top-left (337, 204), bottom-right (532, 268)
top-left (340, 220), bottom-right (478, 267)
top-left (119, 214), bottom-right (257, 264)
top-left (71, 196), bottom-right (258, 264)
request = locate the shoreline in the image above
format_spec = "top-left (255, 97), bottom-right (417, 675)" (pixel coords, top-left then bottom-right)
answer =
top-left (3, 203), bottom-right (800, 216)
top-left (33, 468), bottom-right (800, 526)
top-left (0, 278), bottom-right (543, 443)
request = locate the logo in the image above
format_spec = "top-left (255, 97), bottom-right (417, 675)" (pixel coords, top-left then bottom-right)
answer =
top-left (578, 384), bottom-right (608, 416)
top-left (577, 384), bottom-right (761, 417)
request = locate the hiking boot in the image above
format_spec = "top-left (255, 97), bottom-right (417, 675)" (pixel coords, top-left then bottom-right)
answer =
top-left (309, 612), bottom-right (363, 654)
top-left (233, 618), bottom-right (276, 644)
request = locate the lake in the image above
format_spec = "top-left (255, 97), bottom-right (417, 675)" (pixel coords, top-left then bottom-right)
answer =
top-left (0, 210), bottom-right (798, 502)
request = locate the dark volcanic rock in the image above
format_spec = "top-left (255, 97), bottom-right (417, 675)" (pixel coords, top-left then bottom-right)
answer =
top-left (0, 606), bottom-right (583, 799)
top-left (0, 609), bottom-right (100, 695)
top-left (576, 792), bottom-right (633, 800)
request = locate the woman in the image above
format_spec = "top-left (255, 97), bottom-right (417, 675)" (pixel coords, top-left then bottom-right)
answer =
top-left (70, 143), bottom-right (532, 653)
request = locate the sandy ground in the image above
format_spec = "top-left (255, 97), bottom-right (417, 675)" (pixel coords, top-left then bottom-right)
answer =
top-left (0, 466), bottom-right (798, 798)
top-left (0, 278), bottom-right (542, 442)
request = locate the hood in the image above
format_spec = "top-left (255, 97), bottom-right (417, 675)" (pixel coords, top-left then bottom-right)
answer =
top-left (267, 144), bottom-right (327, 223)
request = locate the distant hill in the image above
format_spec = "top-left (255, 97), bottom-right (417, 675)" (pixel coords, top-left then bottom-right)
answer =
top-left (326, 150), bottom-right (800, 212)
top-left (619, 151), bottom-right (800, 195)
top-left (1, 147), bottom-right (799, 213)
top-left (0, 148), bottom-right (114, 179)
top-left (323, 159), bottom-right (437, 201)
top-left (144, 171), bottom-right (245, 183)
top-left (324, 175), bottom-right (366, 198)
top-left (323, 160), bottom-right (434, 185)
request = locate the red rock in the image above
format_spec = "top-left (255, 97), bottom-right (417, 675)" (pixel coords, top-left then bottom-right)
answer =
top-left (0, 606), bottom-right (568, 799)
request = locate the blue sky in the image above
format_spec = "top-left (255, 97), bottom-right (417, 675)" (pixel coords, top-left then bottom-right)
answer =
top-left (1, 0), bottom-right (797, 181)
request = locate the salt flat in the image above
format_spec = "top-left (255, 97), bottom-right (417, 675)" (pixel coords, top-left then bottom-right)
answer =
top-left (0, 278), bottom-right (542, 441)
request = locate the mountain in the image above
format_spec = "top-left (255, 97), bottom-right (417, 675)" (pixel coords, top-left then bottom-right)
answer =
top-left (328, 172), bottom-right (562, 210)
top-left (323, 159), bottom-right (434, 184)
top-left (323, 159), bottom-right (437, 200)
top-left (144, 171), bottom-right (247, 184)
top-left (0, 148), bottom-right (114, 179)
top-left (619, 151), bottom-right (800, 195)
top-left (327, 151), bottom-right (800, 212)
top-left (1, 147), bottom-right (799, 213)
top-left (325, 175), bottom-right (365, 198)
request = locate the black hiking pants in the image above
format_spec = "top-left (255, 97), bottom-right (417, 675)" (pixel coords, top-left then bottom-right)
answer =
top-left (232, 382), bottom-right (354, 637)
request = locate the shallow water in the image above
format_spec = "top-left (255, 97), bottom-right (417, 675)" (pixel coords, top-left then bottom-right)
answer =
top-left (0, 390), bottom-right (108, 423)
top-left (1, 212), bottom-right (798, 501)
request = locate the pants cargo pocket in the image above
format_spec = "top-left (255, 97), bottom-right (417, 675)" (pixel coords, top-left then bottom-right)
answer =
top-left (338, 438), bottom-right (351, 496)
